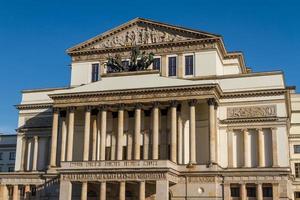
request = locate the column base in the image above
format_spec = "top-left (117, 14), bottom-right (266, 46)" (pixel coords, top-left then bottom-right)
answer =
top-left (186, 162), bottom-right (196, 168)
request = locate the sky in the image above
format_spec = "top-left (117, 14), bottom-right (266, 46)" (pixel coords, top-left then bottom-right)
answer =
top-left (0, 0), bottom-right (299, 134)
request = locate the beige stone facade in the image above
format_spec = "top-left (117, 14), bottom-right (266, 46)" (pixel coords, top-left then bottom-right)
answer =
top-left (0, 18), bottom-right (296, 200)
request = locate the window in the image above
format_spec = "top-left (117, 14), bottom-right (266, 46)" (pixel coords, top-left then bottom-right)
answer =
top-left (295, 192), bottom-right (300, 198)
top-left (185, 55), bottom-right (194, 75)
top-left (0, 152), bottom-right (2, 160)
top-left (295, 163), bottom-right (300, 178)
top-left (153, 58), bottom-right (161, 71)
top-left (0, 167), bottom-right (2, 172)
top-left (8, 167), bottom-right (14, 172)
top-left (246, 186), bottom-right (256, 197)
top-left (263, 186), bottom-right (273, 197)
top-left (9, 152), bottom-right (15, 160)
top-left (230, 187), bottom-right (240, 197)
top-left (168, 57), bottom-right (177, 76)
top-left (91, 63), bottom-right (99, 82)
top-left (295, 145), bottom-right (300, 153)
top-left (105, 147), bottom-right (111, 160)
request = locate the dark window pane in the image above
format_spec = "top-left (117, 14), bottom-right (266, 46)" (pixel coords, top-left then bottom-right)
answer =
top-left (168, 57), bottom-right (177, 76)
top-left (122, 60), bottom-right (129, 69)
top-left (295, 145), bottom-right (300, 153)
top-left (263, 186), bottom-right (273, 197)
top-left (230, 187), bottom-right (240, 197)
top-left (9, 152), bottom-right (15, 160)
top-left (91, 63), bottom-right (99, 82)
top-left (153, 58), bottom-right (161, 71)
top-left (296, 163), bottom-right (300, 178)
top-left (185, 55), bottom-right (194, 75)
top-left (247, 187), bottom-right (256, 197)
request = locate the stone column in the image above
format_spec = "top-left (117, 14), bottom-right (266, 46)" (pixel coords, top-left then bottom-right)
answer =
top-left (170, 101), bottom-right (177, 163)
top-left (208, 98), bottom-right (217, 163)
top-left (92, 115), bottom-right (98, 161)
top-left (24, 185), bottom-right (30, 200)
top-left (152, 103), bottom-right (159, 160)
top-left (119, 181), bottom-right (125, 200)
top-left (257, 128), bottom-right (265, 167)
top-left (60, 116), bottom-right (68, 162)
top-left (1, 185), bottom-right (8, 200)
top-left (59, 180), bottom-right (72, 200)
top-left (223, 183), bottom-right (231, 200)
top-left (32, 136), bottom-right (39, 171)
top-left (66, 107), bottom-right (75, 161)
top-left (83, 107), bottom-right (91, 161)
top-left (12, 185), bottom-right (18, 200)
top-left (177, 113), bottom-right (183, 164)
top-left (273, 183), bottom-right (279, 199)
top-left (19, 136), bottom-right (27, 171)
top-left (156, 180), bottom-right (169, 200)
top-left (161, 55), bottom-right (167, 77)
top-left (100, 108), bottom-right (107, 161)
top-left (139, 181), bottom-right (145, 200)
top-left (257, 183), bottom-right (263, 200)
top-left (134, 104), bottom-right (142, 160)
top-left (189, 100), bottom-right (197, 164)
top-left (240, 183), bottom-right (246, 200)
top-left (243, 129), bottom-right (250, 167)
top-left (99, 182), bottom-right (106, 200)
top-left (117, 105), bottom-right (124, 160)
top-left (227, 129), bottom-right (234, 168)
top-left (50, 108), bottom-right (59, 167)
top-left (81, 182), bottom-right (88, 200)
top-left (271, 128), bottom-right (278, 167)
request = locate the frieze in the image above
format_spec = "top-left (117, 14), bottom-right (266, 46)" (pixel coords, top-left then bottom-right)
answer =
top-left (188, 176), bottom-right (216, 183)
top-left (50, 85), bottom-right (218, 106)
top-left (61, 172), bottom-right (167, 181)
top-left (227, 105), bottom-right (276, 119)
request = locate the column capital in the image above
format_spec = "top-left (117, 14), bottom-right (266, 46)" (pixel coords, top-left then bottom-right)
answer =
top-left (152, 101), bottom-right (160, 108)
top-left (118, 103), bottom-right (126, 110)
top-left (67, 106), bottom-right (76, 112)
top-left (170, 100), bottom-right (179, 107)
top-left (271, 127), bottom-right (278, 132)
top-left (85, 106), bottom-right (92, 112)
top-left (188, 99), bottom-right (198, 106)
top-left (53, 107), bottom-right (60, 113)
top-left (242, 128), bottom-right (249, 134)
top-left (99, 105), bottom-right (108, 111)
top-left (34, 135), bottom-right (39, 140)
top-left (135, 103), bottom-right (143, 109)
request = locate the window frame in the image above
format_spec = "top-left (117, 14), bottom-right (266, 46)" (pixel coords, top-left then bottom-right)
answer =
top-left (294, 145), bottom-right (300, 154)
top-left (0, 152), bottom-right (2, 160)
top-left (152, 57), bottom-right (161, 71)
top-left (168, 55), bottom-right (177, 77)
top-left (9, 152), bottom-right (15, 160)
top-left (295, 163), bottom-right (300, 178)
top-left (184, 54), bottom-right (194, 76)
top-left (91, 63), bottom-right (100, 82)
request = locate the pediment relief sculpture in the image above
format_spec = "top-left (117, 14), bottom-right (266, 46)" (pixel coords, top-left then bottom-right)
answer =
top-left (88, 25), bottom-right (200, 50)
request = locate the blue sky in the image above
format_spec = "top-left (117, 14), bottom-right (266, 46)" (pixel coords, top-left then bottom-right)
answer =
top-left (0, 0), bottom-right (299, 133)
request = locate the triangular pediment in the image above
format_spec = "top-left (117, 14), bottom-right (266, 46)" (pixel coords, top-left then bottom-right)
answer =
top-left (67, 18), bottom-right (220, 53)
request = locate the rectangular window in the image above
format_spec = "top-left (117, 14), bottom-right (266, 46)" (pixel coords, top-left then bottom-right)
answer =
top-left (295, 192), bottom-right (300, 198)
top-left (230, 187), bottom-right (240, 197)
top-left (91, 63), bottom-right (99, 82)
top-left (105, 147), bottom-right (111, 160)
top-left (295, 145), bottom-right (300, 153)
top-left (153, 58), bottom-right (161, 71)
top-left (8, 167), bottom-right (14, 172)
top-left (296, 163), bottom-right (300, 178)
top-left (246, 186), bottom-right (256, 197)
top-left (0, 152), bottom-right (2, 160)
top-left (263, 186), bottom-right (273, 197)
top-left (185, 55), bottom-right (194, 75)
top-left (9, 152), bottom-right (15, 160)
top-left (168, 57), bottom-right (177, 76)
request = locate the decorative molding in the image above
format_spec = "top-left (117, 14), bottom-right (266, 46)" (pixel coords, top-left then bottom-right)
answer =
top-left (227, 105), bottom-right (276, 119)
top-left (16, 103), bottom-right (52, 110)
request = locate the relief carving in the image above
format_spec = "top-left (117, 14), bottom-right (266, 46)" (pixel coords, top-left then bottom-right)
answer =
top-left (227, 105), bottom-right (276, 119)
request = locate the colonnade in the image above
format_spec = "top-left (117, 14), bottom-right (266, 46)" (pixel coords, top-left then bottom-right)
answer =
top-left (48, 99), bottom-right (217, 166)
top-left (0, 184), bottom-right (40, 200)
top-left (227, 128), bottom-right (278, 168)
top-left (59, 180), bottom-right (168, 200)
top-left (19, 135), bottom-right (40, 172)
top-left (224, 182), bottom-right (279, 200)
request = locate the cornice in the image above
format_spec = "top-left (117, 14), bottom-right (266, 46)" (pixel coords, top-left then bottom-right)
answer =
top-left (15, 103), bottom-right (52, 110)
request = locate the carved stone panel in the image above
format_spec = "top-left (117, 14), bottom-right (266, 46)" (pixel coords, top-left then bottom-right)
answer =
top-left (227, 105), bottom-right (276, 119)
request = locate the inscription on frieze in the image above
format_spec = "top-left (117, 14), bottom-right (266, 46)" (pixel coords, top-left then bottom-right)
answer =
top-left (68, 160), bottom-right (158, 168)
top-left (62, 172), bottom-right (166, 181)
top-left (227, 105), bottom-right (276, 119)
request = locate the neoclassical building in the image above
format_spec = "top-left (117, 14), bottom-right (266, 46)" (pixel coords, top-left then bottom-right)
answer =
top-left (0, 18), bottom-right (296, 199)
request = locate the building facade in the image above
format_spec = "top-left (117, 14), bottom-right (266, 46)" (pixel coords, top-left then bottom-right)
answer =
top-left (0, 18), bottom-right (296, 199)
top-left (0, 134), bottom-right (16, 172)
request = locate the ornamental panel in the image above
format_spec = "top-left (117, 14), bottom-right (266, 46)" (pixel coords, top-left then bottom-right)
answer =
top-left (227, 105), bottom-right (276, 119)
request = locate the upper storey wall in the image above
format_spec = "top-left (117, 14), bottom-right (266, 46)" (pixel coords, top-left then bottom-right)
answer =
top-left (70, 49), bottom-right (242, 86)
